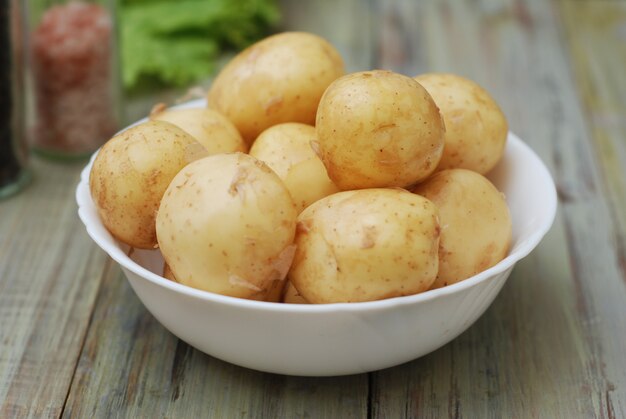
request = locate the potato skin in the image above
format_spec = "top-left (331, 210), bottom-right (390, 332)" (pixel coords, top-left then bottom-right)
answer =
top-left (151, 107), bottom-right (247, 154)
top-left (316, 70), bottom-right (445, 190)
top-left (414, 73), bottom-right (508, 174)
top-left (89, 120), bottom-right (207, 249)
top-left (411, 169), bottom-right (512, 288)
top-left (163, 262), bottom-right (176, 282)
top-left (249, 123), bottom-right (339, 212)
top-left (165, 255), bottom-right (286, 300)
top-left (282, 281), bottom-right (308, 304)
top-left (207, 32), bottom-right (345, 144)
top-left (289, 188), bottom-right (440, 303)
top-left (156, 153), bottom-right (297, 300)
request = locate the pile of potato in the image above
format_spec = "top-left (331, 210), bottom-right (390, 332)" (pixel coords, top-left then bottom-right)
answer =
top-left (90, 32), bottom-right (512, 304)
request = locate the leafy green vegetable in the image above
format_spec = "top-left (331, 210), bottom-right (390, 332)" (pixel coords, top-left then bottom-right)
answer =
top-left (120, 0), bottom-right (280, 91)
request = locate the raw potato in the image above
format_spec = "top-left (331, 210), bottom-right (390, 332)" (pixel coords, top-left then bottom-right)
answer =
top-left (414, 73), bottom-right (508, 174)
top-left (207, 32), bottom-right (345, 143)
top-left (90, 120), bottom-right (207, 249)
top-left (150, 105), bottom-right (248, 154)
top-left (316, 70), bottom-right (445, 190)
top-left (289, 189), bottom-right (440, 303)
top-left (249, 123), bottom-right (339, 212)
top-left (411, 169), bottom-right (512, 288)
top-left (156, 153), bottom-right (297, 300)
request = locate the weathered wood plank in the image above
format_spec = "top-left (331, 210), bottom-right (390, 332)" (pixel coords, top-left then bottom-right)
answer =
top-left (559, 0), bottom-right (626, 289)
top-left (62, 266), bottom-right (369, 418)
top-left (558, 1), bottom-right (626, 416)
top-left (0, 158), bottom-right (109, 418)
top-left (371, 0), bottom-right (626, 417)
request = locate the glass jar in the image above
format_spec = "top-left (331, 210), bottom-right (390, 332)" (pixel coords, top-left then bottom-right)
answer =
top-left (28, 0), bottom-right (121, 160)
top-left (0, 0), bottom-right (31, 199)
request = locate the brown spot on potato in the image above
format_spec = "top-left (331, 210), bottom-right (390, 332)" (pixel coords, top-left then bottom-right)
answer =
top-left (228, 167), bottom-right (250, 198)
top-left (361, 225), bottom-right (378, 249)
top-left (372, 123), bottom-right (397, 133)
top-left (297, 219), bottom-right (313, 234)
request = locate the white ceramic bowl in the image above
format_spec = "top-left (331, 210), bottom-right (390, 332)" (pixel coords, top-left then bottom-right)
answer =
top-left (76, 100), bottom-right (557, 376)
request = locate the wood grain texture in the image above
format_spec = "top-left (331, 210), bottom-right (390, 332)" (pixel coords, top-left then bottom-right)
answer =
top-left (559, 0), bottom-right (626, 284)
top-left (0, 158), bottom-right (108, 418)
top-left (558, 1), bottom-right (626, 416)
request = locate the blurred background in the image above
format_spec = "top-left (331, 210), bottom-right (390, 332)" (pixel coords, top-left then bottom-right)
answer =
top-left (19, 0), bottom-right (283, 161)
top-left (10, 0), bottom-right (380, 169)
top-left (118, 0), bottom-right (283, 122)
top-left (4, 0), bottom-right (623, 188)
top-left (8, 0), bottom-right (525, 170)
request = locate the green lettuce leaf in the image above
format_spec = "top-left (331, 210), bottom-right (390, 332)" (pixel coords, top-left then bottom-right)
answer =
top-left (120, 0), bottom-right (279, 91)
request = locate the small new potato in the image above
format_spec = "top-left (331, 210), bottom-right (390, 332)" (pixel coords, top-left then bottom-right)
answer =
top-left (249, 123), bottom-right (339, 212)
top-left (316, 70), bottom-right (445, 190)
top-left (411, 169), bottom-right (512, 288)
top-left (156, 153), bottom-right (297, 301)
top-left (151, 105), bottom-right (247, 154)
top-left (289, 189), bottom-right (440, 303)
top-left (207, 32), bottom-right (345, 143)
top-left (89, 120), bottom-right (207, 249)
top-left (414, 73), bottom-right (508, 174)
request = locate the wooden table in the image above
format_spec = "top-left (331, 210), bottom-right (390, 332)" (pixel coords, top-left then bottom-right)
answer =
top-left (2, 0), bottom-right (625, 417)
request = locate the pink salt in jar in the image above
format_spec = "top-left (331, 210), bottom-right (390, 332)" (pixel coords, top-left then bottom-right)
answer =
top-left (30, 0), bottom-right (120, 159)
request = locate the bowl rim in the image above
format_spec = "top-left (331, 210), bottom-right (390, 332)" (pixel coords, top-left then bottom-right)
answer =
top-left (76, 100), bottom-right (557, 313)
